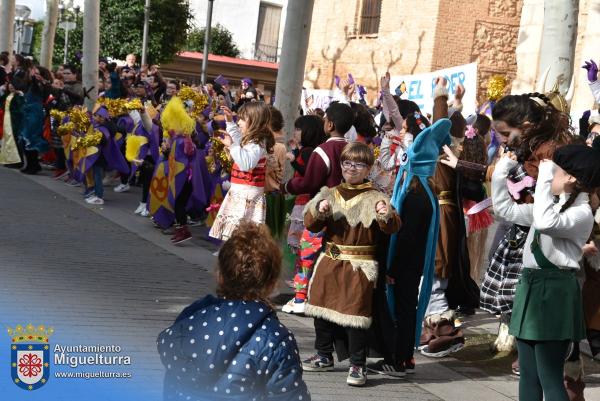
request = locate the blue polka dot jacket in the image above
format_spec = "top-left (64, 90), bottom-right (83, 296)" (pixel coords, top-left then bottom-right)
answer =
top-left (157, 295), bottom-right (311, 401)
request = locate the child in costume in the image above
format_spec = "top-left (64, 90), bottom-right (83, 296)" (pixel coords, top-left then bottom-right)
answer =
top-left (157, 222), bottom-right (310, 401)
top-left (281, 102), bottom-right (353, 314)
top-left (301, 142), bottom-right (401, 387)
top-left (492, 143), bottom-right (600, 401)
top-left (149, 97), bottom-right (211, 244)
top-left (208, 102), bottom-right (275, 241)
top-left (0, 80), bottom-right (25, 167)
top-left (80, 106), bottom-right (130, 205)
top-left (417, 77), bottom-right (476, 359)
top-left (285, 115), bottom-right (327, 287)
top-left (369, 117), bottom-right (451, 377)
top-left (479, 93), bottom-right (572, 362)
top-left (264, 106), bottom-right (287, 239)
top-left (371, 73), bottom-right (413, 195)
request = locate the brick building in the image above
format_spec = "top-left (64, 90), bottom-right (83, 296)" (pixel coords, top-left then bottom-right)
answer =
top-left (303, 0), bottom-right (523, 106)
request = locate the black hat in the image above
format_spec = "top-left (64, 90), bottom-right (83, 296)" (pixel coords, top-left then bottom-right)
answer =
top-left (553, 144), bottom-right (600, 188)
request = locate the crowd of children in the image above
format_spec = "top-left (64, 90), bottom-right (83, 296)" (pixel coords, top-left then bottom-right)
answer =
top-left (4, 52), bottom-right (600, 401)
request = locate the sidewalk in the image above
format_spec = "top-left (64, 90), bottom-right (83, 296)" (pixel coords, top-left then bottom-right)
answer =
top-left (11, 167), bottom-right (600, 400)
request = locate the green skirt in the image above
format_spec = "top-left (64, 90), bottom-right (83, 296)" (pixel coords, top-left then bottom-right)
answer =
top-left (509, 267), bottom-right (585, 341)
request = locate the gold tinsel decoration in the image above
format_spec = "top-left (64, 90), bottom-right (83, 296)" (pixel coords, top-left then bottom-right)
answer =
top-left (97, 98), bottom-right (144, 117)
top-left (178, 86), bottom-right (209, 119)
top-left (72, 129), bottom-right (103, 151)
top-left (487, 75), bottom-right (507, 101)
top-left (69, 106), bottom-right (91, 132)
top-left (50, 109), bottom-right (66, 123)
top-left (57, 121), bottom-right (75, 136)
top-left (373, 146), bottom-right (380, 160)
top-left (208, 137), bottom-right (232, 173)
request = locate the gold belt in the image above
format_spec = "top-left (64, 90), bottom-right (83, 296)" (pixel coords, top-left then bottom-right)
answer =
top-left (324, 242), bottom-right (376, 261)
top-left (438, 190), bottom-right (456, 206)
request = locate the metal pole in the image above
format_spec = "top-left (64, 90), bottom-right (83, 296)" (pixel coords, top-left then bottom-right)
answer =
top-left (141, 0), bottom-right (150, 66)
top-left (200, 0), bottom-right (214, 85)
top-left (63, 24), bottom-right (69, 64)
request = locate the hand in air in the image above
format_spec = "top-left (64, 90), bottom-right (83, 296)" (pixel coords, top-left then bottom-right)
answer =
top-left (440, 145), bottom-right (459, 169)
top-left (220, 106), bottom-right (233, 122)
top-left (583, 60), bottom-right (598, 82)
top-left (376, 201), bottom-right (388, 215)
top-left (380, 72), bottom-right (391, 92)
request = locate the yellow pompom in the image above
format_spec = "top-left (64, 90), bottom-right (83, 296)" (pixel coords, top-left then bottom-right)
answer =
top-left (161, 97), bottom-right (196, 136)
top-left (487, 75), bottom-right (507, 101)
top-left (178, 86), bottom-right (209, 119)
top-left (125, 134), bottom-right (149, 162)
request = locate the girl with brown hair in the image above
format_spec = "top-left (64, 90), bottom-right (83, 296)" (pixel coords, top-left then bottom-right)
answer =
top-left (209, 102), bottom-right (275, 241)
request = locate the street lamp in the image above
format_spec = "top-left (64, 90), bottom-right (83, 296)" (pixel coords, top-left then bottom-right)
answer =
top-left (58, 0), bottom-right (81, 64)
top-left (14, 5), bottom-right (31, 54)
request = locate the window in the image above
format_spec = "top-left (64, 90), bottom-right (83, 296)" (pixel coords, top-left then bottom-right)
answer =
top-left (254, 3), bottom-right (282, 62)
top-left (355, 0), bottom-right (382, 36)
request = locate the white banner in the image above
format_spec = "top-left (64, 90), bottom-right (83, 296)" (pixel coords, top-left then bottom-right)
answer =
top-left (390, 62), bottom-right (478, 117)
top-left (301, 62), bottom-right (478, 117)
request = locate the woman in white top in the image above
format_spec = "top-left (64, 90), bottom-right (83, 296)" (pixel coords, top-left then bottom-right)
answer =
top-left (492, 143), bottom-right (600, 401)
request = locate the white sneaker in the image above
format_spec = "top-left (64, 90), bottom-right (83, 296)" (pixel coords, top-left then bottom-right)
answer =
top-left (140, 208), bottom-right (149, 217)
top-left (85, 196), bottom-right (104, 205)
top-left (114, 183), bottom-right (130, 193)
top-left (134, 202), bottom-right (146, 214)
top-left (281, 298), bottom-right (305, 314)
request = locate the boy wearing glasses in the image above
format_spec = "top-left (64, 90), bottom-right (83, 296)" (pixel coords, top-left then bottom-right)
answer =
top-left (301, 142), bottom-right (401, 386)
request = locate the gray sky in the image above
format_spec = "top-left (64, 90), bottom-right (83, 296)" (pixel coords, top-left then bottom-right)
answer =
top-left (17, 0), bottom-right (85, 21)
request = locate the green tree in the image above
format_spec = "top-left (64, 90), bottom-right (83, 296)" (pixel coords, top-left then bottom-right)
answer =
top-left (99, 0), bottom-right (192, 65)
top-left (185, 23), bottom-right (240, 58)
top-left (52, 14), bottom-right (84, 68)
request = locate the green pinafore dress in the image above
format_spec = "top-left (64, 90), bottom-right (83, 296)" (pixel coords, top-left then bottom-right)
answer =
top-left (509, 230), bottom-right (586, 341)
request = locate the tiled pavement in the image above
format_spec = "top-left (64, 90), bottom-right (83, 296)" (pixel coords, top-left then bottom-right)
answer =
top-left (1, 166), bottom-right (599, 400)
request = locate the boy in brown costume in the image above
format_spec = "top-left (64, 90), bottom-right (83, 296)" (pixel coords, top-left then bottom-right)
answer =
top-left (301, 142), bottom-right (401, 386)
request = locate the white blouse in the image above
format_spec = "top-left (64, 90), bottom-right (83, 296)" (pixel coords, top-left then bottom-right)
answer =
top-left (492, 157), bottom-right (593, 270)
top-left (226, 121), bottom-right (266, 172)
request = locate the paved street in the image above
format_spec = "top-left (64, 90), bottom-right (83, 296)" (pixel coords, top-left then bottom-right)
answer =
top-left (1, 166), bottom-right (599, 400)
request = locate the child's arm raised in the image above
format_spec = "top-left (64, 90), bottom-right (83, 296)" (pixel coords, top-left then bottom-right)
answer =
top-left (491, 154), bottom-right (533, 226)
top-left (532, 160), bottom-right (592, 238)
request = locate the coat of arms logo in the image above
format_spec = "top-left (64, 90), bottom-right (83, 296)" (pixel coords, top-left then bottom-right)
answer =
top-left (7, 323), bottom-right (53, 391)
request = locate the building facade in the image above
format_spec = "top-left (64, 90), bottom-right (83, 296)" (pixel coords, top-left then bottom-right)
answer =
top-left (189, 0), bottom-right (288, 62)
top-left (303, 0), bottom-right (523, 106)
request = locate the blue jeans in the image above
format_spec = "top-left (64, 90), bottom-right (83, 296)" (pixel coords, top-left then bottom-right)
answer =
top-left (93, 164), bottom-right (104, 199)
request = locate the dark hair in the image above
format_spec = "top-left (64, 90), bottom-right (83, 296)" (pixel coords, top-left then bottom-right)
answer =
top-left (216, 221), bottom-right (281, 303)
top-left (461, 133), bottom-right (487, 165)
top-left (395, 97), bottom-right (422, 119)
top-left (294, 115), bottom-right (326, 149)
top-left (492, 93), bottom-right (572, 161)
top-left (62, 63), bottom-right (79, 76)
top-left (0, 53), bottom-right (8, 66)
top-left (350, 102), bottom-right (376, 139)
top-left (405, 111), bottom-right (430, 137)
top-left (473, 113), bottom-right (491, 136)
top-left (340, 142), bottom-right (375, 166)
top-left (313, 108), bottom-right (325, 118)
top-left (268, 105), bottom-right (284, 132)
top-left (325, 102), bottom-right (353, 134)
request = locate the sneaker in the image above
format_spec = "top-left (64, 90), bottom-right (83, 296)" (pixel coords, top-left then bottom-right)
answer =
top-left (171, 226), bottom-right (192, 245)
top-left (367, 360), bottom-right (405, 377)
top-left (65, 178), bottom-right (81, 187)
top-left (281, 298), bottom-right (306, 314)
top-left (134, 202), bottom-right (146, 214)
top-left (421, 332), bottom-right (465, 358)
top-left (114, 183), bottom-right (130, 193)
top-left (302, 353), bottom-right (334, 372)
top-left (346, 365), bottom-right (367, 386)
top-left (161, 226), bottom-right (176, 235)
top-left (404, 358), bottom-right (416, 374)
top-left (140, 209), bottom-right (149, 217)
top-left (85, 196), bottom-right (104, 205)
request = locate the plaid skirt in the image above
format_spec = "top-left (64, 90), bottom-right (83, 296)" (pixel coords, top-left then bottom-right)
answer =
top-left (480, 224), bottom-right (529, 314)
